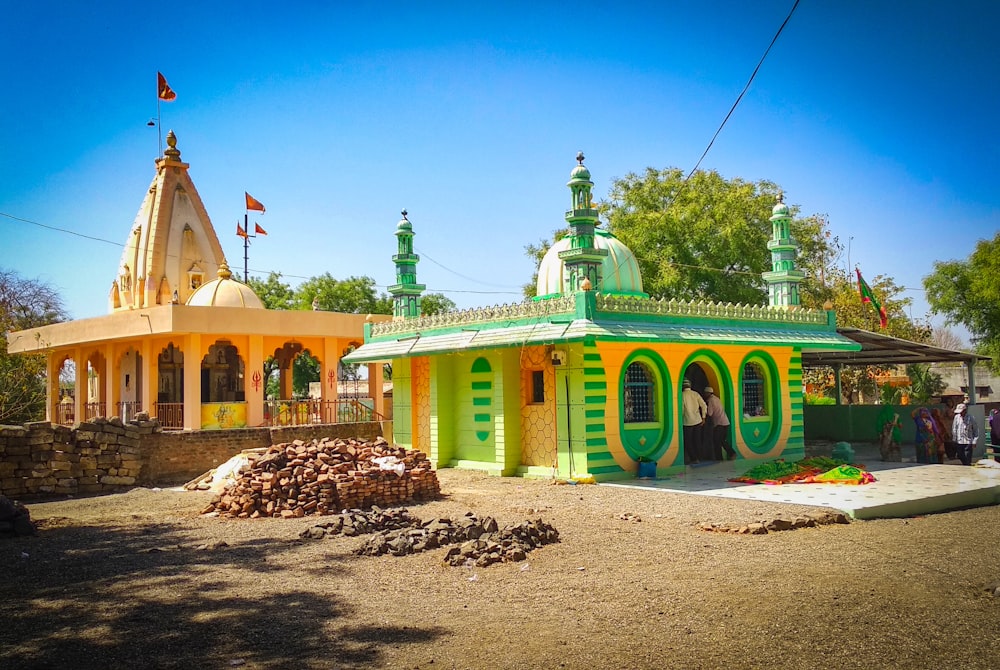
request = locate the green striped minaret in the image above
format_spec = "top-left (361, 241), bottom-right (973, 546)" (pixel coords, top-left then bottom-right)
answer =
top-left (388, 209), bottom-right (426, 319)
top-left (762, 193), bottom-right (805, 307)
top-left (558, 152), bottom-right (608, 293)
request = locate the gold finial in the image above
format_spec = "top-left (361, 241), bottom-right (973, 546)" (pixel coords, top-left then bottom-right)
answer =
top-left (164, 130), bottom-right (181, 159)
top-left (580, 277), bottom-right (592, 290)
top-left (217, 262), bottom-right (232, 280)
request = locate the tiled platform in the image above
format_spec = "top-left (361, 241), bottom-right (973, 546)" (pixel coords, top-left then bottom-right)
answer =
top-left (603, 447), bottom-right (1000, 519)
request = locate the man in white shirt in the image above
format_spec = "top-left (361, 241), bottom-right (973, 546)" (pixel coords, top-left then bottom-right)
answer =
top-left (682, 379), bottom-right (707, 464)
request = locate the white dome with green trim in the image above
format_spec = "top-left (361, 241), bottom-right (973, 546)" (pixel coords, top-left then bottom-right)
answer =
top-left (535, 229), bottom-right (647, 298)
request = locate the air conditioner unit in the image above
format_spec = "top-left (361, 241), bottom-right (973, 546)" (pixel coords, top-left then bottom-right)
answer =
top-left (551, 350), bottom-right (567, 366)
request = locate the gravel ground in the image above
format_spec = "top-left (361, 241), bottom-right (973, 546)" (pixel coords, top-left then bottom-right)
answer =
top-left (2, 468), bottom-right (999, 670)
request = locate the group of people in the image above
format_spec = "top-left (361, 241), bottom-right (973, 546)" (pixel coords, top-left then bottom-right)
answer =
top-left (909, 402), bottom-right (986, 466)
top-left (681, 378), bottom-right (736, 464)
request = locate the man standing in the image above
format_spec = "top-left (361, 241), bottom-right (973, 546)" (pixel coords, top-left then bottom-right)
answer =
top-left (703, 386), bottom-right (736, 461)
top-left (952, 403), bottom-right (979, 466)
top-left (681, 379), bottom-right (707, 464)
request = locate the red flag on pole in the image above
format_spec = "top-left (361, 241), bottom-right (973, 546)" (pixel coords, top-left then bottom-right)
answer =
top-left (236, 223), bottom-right (248, 238)
top-left (245, 192), bottom-right (266, 212)
top-left (157, 72), bottom-right (176, 101)
top-left (254, 223), bottom-right (267, 236)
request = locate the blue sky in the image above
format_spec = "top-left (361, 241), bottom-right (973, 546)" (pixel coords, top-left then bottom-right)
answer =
top-left (2, 1), bottom-right (997, 344)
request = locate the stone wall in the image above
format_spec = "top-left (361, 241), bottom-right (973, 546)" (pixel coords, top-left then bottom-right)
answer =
top-left (0, 418), bottom-right (384, 500)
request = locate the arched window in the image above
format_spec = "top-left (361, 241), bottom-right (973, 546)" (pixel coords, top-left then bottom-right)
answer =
top-left (623, 361), bottom-right (656, 423)
top-left (742, 362), bottom-right (768, 417)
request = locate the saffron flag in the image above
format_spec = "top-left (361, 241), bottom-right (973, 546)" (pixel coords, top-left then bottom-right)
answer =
top-left (245, 192), bottom-right (266, 212)
top-left (157, 72), bottom-right (176, 101)
top-left (254, 223), bottom-right (267, 236)
top-left (856, 268), bottom-right (888, 329)
top-left (236, 223), bottom-right (248, 238)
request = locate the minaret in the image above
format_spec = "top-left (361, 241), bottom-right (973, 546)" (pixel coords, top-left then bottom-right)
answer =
top-left (388, 210), bottom-right (426, 319)
top-left (558, 152), bottom-right (608, 292)
top-left (762, 193), bottom-right (805, 307)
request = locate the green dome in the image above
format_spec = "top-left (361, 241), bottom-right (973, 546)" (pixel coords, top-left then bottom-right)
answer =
top-left (535, 229), bottom-right (647, 298)
top-left (395, 209), bottom-right (412, 234)
top-left (569, 164), bottom-right (591, 182)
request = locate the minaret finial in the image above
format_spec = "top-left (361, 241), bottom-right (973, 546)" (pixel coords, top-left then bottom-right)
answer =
top-left (401, 209), bottom-right (408, 220)
top-left (576, 151), bottom-right (585, 165)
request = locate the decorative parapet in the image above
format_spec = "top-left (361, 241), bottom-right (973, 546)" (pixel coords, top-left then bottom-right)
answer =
top-left (370, 294), bottom-right (577, 337)
top-left (594, 294), bottom-right (829, 325)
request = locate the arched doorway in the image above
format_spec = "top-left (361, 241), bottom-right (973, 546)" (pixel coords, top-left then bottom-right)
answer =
top-left (681, 354), bottom-right (734, 463)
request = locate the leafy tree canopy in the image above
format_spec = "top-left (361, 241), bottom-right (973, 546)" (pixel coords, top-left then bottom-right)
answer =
top-left (247, 272), bottom-right (295, 310)
top-left (924, 232), bottom-right (1000, 371)
top-left (295, 274), bottom-right (393, 314)
top-left (0, 269), bottom-right (68, 423)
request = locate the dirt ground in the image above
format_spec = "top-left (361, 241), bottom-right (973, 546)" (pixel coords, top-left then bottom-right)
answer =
top-left (2, 468), bottom-right (999, 670)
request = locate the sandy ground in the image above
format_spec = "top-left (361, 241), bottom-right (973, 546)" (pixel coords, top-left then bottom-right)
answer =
top-left (2, 468), bottom-right (999, 670)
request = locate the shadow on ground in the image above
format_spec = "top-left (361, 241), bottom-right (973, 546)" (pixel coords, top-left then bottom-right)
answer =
top-left (0, 521), bottom-right (445, 669)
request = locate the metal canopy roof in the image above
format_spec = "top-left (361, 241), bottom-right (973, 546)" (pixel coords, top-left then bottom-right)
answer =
top-left (802, 327), bottom-right (989, 367)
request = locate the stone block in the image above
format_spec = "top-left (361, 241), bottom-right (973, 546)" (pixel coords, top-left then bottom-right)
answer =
top-left (76, 431), bottom-right (96, 441)
top-left (100, 475), bottom-right (135, 486)
top-left (51, 461), bottom-right (73, 471)
top-left (4, 445), bottom-right (30, 456)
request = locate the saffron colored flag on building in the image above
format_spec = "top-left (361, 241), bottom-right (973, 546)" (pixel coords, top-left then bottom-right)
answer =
top-left (157, 72), bottom-right (176, 101)
top-left (856, 268), bottom-right (888, 329)
top-left (245, 192), bottom-right (266, 212)
top-left (254, 223), bottom-right (267, 236)
top-left (236, 223), bottom-right (248, 238)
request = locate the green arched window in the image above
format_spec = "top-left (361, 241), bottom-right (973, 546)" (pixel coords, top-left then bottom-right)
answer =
top-left (742, 362), bottom-right (768, 417)
top-left (623, 361), bottom-right (656, 423)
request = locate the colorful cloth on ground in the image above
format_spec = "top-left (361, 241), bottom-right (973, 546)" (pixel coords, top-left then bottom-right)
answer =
top-left (729, 458), bottom-right (876, 485)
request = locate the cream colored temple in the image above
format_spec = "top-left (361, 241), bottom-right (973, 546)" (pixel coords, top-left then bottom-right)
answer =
top-left (7, 132), bottom-right (388, 430)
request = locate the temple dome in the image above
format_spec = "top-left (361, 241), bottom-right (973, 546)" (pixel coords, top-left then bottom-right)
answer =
top-left (186, 262), bottom-right (264, 308)
top-left (535, 229), bottom-right (647, 298)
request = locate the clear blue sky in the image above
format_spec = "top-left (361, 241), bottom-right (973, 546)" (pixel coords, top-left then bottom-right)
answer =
top-left (2, 1), bottom-right (997, 344)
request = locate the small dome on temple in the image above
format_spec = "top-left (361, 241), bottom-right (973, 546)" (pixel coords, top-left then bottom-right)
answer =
top-left (536, 229), bottom-right (646, 298)
top-left (186, 262), bottom-right (264, 308)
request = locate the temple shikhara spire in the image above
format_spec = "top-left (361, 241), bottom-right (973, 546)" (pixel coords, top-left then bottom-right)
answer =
top-left (109, 130), bottom-right (226, 312)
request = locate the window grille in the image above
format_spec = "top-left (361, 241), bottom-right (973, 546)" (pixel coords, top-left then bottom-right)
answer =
top-left (531, 370), bottom-right (545, 404)
top-left (623, 362), bottom-right (656, 423)
top-left (742, 362), bottom-right (767, 417)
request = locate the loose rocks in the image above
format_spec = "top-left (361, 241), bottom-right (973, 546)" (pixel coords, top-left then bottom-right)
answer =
top-left (0, 494), bottom-right (36, 537)
top-left (698, 510), bottom-right (850, 534)
top-left (202, 437), bottom-right (440, 518)
top-left (301, 509), bottom-right (560, 567)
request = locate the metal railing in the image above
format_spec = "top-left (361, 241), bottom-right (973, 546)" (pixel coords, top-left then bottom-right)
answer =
top-left (84, 402), bottom-right (106, 421)
top-left (262, 398), bottom-right (384, 427)
top-left (154, 402), bottom-right (184, 430)
top-left (116, 401), bottom-right (142, 421)
top-left (55, 404), bottom-right (75, 425)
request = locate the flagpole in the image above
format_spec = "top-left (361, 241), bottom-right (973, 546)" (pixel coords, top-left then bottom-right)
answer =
top-left (244, 213), bottom-right (250, 282)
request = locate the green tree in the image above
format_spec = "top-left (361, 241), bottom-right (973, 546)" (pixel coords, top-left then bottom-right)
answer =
top-left (924, 233), bottom-right (1000, 371)
top-left (248, 272), bottom-right (295, 310)
top-left (419, 292), bottom-right (457, 316)
top-left (905, 363), bottom-right (946, 403)
top-left (296, 274), bottom-right (393, 314)
top-left (0, 269), bottom-right (68, 423)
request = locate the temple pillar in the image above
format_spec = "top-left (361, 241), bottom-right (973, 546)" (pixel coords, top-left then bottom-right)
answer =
top-left (73, 348), bottom-right (86, 423)
top-left (140, 339), bottom-right (153, 417)
top-left (247, 335), bottom-right (264, 427)
top-left (183, 334), bottom-right (202, 430)
top-left (368, 362), bottom-right (385, 419)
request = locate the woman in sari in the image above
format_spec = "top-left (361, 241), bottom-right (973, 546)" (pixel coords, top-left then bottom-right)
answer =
top-left (911, 408), bottom-right (938, 464)
top-left (930, 408), bottom-right (951, 462)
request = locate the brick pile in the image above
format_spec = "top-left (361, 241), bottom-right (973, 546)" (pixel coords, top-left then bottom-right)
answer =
top-left (202, 436), bottom-right (440, 518)
top-left (301, 508), bottom-right (560, 567)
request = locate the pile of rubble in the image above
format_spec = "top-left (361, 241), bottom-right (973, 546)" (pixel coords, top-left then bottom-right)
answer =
top-left (0, 495), bottom-right (36, 537)
top-left (697, 510), bottom-right (851, 534)
top-left (301, 508), bottom-right (560, 567)
top-left (201, 437), bottom-right (440, 518)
